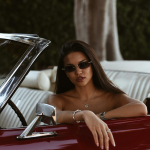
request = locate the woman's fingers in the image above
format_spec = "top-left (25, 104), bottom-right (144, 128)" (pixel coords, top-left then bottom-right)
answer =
top-left (92, 130), bottom-right (99, 147)
top-left (97, 128), bottom-right (104, 149)
top-left (102, 128), bottom-right (110, 150)
top-left (95, 125), bottom-right (110, 150)
top-left (90, 124), bottom-right (115, 149)
top-left (84, 111), bottom-right (115, 149)
top-left (107, 130), bottom-right (115, 147)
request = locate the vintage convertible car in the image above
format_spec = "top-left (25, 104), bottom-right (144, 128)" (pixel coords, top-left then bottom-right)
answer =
top-left (0, 33), bottom-right (150, 150)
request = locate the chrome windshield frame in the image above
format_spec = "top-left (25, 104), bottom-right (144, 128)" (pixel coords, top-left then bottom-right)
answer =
top-left (0, 33), bottom-right (51, 113)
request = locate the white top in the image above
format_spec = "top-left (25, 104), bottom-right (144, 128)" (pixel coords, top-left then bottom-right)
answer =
top-left (101, 61), bottom-right (150, 73)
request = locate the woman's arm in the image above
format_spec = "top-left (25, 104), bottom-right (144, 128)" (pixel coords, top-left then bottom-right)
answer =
top-left (47, 95), bottom-right (115, 150)
top-left (103, 94), bottom-right (147, 120)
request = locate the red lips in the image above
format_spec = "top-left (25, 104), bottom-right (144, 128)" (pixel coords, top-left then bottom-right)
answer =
top-left (76, 76), bottom-right (85, 82)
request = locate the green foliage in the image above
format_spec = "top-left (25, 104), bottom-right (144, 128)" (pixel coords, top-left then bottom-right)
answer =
top-left (117, 0), bottom-right (150, 60)
top-left (0, 0), bottom-right (75, 68)
top-left (0, 0), bottom-right (150, 70)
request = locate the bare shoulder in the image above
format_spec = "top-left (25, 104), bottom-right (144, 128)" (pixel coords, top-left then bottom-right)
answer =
top-left (47, 94), bottom-right (64, 110)
top-left (96, 89), bottom-right (115, 101)
top-left (113, 92), bottom-right (142, 108)
top-left (47, 94), bottom-right (63, 104)
top-left (47, 90), bottom-right (75, 110)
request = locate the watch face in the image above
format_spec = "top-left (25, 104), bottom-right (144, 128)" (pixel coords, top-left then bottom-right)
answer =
top-left (99, 112), bottom-right (106, 120)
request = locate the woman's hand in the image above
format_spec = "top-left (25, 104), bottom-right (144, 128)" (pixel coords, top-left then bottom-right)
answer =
top-left (82, 110), bottom-right (115, 150)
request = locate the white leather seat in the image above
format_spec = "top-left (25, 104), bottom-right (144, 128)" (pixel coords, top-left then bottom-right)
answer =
top-left (104, 70), bottom-right (150, 102)
top-left (0, 87), bottom-right (53, 128)
top-left (101, 61), bottom-right (150, 102)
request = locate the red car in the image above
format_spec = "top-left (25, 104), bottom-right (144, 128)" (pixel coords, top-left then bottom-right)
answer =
top-left (0, 33), bottom-right (150, 150)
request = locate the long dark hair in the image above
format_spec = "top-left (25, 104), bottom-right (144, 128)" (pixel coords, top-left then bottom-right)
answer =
top-left (55, 40), bottom-right (124, 94)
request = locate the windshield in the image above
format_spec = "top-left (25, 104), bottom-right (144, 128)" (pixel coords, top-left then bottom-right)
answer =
top-left (0, 35), bottom-right (51, 129)
top-left (0, 39), bottom-right (29, 87)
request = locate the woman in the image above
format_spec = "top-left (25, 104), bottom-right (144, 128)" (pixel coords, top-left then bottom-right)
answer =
top-left (48, 40), bottom-right (147, 150)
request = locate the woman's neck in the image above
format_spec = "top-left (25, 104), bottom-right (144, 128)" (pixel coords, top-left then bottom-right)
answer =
top-left (74, 81), bottom-right (96, 103)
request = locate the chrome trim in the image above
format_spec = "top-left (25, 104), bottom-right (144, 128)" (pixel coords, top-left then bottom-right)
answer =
top-left (0, 33), bottom-right (36, 45)
top-left (17, 116), bottom-right (42, 139)
top-left (17, 131), bottom-right (57, 139)
top-left (17, 103), bottom-right (57, 140)
top-left (0, 34), bottom-right (51, 112)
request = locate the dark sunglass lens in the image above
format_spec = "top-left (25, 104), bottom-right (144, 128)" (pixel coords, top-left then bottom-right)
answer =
top-left (65, 66), bottom-right (75, 72)
top-left (79, 62), bottom-right (90, 69)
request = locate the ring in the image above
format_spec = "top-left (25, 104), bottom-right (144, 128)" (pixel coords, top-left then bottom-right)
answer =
top-left (106, 129), bottom-right (111, 132)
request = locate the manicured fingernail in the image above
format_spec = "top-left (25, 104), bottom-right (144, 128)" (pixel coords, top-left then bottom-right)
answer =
top-left (97, 143), bottom-right (99, 147)
top-left (101, 146), bottom-right (104, 149)
top-left (106, 147), bottom-right (109, 150)
top-left (114, 143), bottom-right (116, 147)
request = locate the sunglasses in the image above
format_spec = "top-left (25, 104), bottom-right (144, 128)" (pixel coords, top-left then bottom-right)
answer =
top-left (62, 61), bottom-right (92, 73)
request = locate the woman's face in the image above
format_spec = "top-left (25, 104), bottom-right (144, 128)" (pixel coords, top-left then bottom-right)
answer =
top-left (63, 51), bottom-right (93, 87)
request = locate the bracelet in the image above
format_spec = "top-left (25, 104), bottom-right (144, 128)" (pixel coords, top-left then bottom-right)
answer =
top-left (99, 111), bottom-right (106, 120)
top-left (73, 109), bottom-right (81, 123)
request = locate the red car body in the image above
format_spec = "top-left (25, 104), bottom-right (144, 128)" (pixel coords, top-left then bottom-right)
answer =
top-left (1, 116), bottom-right (150, 150)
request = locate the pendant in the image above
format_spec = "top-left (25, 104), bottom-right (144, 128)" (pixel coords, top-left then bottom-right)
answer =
top-left (85, 104), bottom-right (88, 108)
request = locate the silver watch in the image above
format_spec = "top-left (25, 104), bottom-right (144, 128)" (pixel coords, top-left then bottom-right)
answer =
top-left (99, 112), bottom-right (106, 120)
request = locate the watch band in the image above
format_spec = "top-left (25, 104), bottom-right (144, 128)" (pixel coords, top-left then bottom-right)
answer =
top-left (99, 111), bottom-right (106, 120)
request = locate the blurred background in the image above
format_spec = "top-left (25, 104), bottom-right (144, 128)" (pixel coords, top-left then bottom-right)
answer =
top-left (0, 0), bottom-right (150, 69)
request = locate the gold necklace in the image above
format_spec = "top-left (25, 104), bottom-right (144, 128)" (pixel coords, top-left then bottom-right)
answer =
top-left (78, 89), bottom-right (96, 108)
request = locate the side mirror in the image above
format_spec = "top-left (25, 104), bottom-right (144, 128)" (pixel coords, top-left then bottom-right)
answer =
top-left (36, 103), bottom-right (57, 125)
top-left (17, 103), bottom-right (57, 140)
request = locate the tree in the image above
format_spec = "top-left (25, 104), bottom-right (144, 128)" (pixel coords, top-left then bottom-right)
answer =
top-left (74, 0), bottom-right (123, 61)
